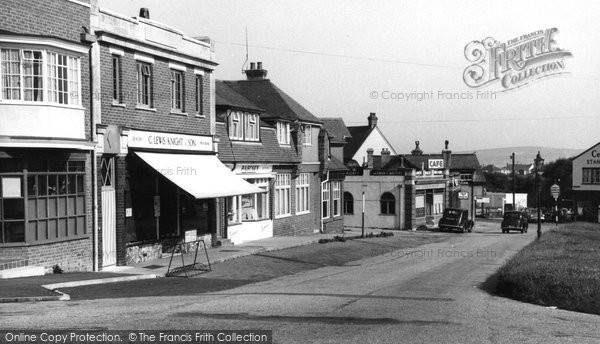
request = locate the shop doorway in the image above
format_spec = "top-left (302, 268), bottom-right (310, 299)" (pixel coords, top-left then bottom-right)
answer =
top-left (101, 156), bottom-right (116, 267)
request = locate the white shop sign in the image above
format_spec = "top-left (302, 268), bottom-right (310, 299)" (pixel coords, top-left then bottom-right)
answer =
top-left (234, 164), bottom-right (273, 174)
top-left (128, 130), bottom-right (212, 152)
top-left (428, 159), bottom-right (444, 169)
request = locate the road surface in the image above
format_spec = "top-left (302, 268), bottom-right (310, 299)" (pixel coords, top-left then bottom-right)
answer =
top-left (1, 220), bottom-right (598, 343)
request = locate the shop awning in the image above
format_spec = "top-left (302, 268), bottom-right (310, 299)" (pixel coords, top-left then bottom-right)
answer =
top-left (135, 152), bottom-right (264, 198)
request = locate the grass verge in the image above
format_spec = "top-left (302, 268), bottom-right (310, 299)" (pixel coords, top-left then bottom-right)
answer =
top-left (495, 222), bottom-right (600, 315)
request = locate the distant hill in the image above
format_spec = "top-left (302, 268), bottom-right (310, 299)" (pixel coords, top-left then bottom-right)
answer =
top-left (459, 146), bottom-right (582, 168)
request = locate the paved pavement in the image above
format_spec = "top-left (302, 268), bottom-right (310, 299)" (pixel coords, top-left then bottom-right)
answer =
top-left (0, 228), bottom-right (377, 302)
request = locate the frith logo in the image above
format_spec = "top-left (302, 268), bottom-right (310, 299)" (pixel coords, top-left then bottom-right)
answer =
top-left (463, 28), bottom-right (572, 91)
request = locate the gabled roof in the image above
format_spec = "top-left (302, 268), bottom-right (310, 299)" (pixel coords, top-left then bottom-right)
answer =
top-left (572, 141), bottom-right (600, 160)
top-left (223, 79), bottom-right (322, 124)
top-left (325, 155), bottom-right (348, 172)
top-left (215, 80), bottom-right (264, 112)
top-left (344, 125), bottom-right (374, 161)
top-left (320, 118), bottom-right (351, 144)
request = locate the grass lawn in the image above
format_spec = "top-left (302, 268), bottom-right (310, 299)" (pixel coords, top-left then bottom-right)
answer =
top-left (496, 222), bottom-right (600, 315)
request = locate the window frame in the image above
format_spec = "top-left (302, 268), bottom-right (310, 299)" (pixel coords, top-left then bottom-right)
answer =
top-left (303, 124), bottom-right (312, 146)
top-left (111, 55), bottom-right (123, 104)
top-left (322, 182), bottom-right (330, 219)
top-left (277, 122), bottom-right (291, 145)
top-left (136, 61), bottom-right (153, 107)
top-left (240, 178), bottom-right (270, 221)
top-left (332, 181), bottom-right (341, 217)
top-left (582, 168), bottom-right (600, 184)
top-left (228, 111), bottom-right (243, 140)
top-left (170, 69), bottom-right (184, 112)
top-left (295, 173), bottom-right (310, 215)
top-left (380, 192), bottom-right (396, 215)
top-left (343, 191), bottom-right (354, 215)
top-left (275, 174), bottom-right (291, 218)
top-left (195, 75), bottom-right (203, 115)
top-left (0, 47), bottom-right (82, 106)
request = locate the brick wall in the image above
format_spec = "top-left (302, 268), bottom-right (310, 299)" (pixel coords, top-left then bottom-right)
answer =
top-left (98, 45), bottom-right (212, 136)
top-left (0, 0), bottom-right (90, 43)
top-left (25, 238), bottom-right (92, 273)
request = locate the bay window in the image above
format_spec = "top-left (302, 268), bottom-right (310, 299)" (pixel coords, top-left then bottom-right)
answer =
top-left (0, 48), bottom-right (80, 105)
top-left (332, 181), bottom-right (341, 216)
top-left (303, 124), bottom-right (312, 146)
top-left (241, 178), bottom-right (270, 221)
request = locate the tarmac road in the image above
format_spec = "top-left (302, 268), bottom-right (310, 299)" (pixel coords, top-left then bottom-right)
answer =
top-left (1, 220), bottom-right (598, 344)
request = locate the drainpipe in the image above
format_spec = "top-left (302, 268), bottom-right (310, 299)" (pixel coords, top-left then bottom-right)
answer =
top-left (90, 42), bottom-right (99, 272)
top-left (320, 171), bottom-right (329, 233)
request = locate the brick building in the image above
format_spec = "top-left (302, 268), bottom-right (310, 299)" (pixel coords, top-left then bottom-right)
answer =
top-left (0, 0), bottom-right (95, 274)
top-left (90, 6), bottom-right (260, 269)
top-left (217, 63), bottom-right (346, 241)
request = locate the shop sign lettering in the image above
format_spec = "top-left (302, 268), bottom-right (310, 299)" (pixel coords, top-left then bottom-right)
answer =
top-left (128, 130), bottom-right (212, 152)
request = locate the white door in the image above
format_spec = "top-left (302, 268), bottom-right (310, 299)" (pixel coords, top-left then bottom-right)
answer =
top-left (101, 157), bottom-right (116, 267)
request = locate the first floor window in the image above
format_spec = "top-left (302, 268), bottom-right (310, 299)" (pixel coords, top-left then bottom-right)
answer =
top-left (343, 191), bottom-right (354, 214)
top-left (137, 62), bottom-right (152, 106)
top-left (322, 182), bottom-right (330, 219)
top-left (333, 181), bottom-right (341, 216)
top-left (295, 173), bottom-right (310, 214)
top-left (241, 178), bottom-right (270, 221)
top-left (195, 75), bottom-right (203, 114)
top-left (277, 122), bottom-right (290, 145)
top-left (245, 113), bottom-right (260, 141)
top-left (171, 70), bottom-right (183, 110)
top-left (381, 192), bottom-right (395, 215)
top-left (112, 55), bottom-right (122, 103)
top-left (1, 48), bottom-right (80, 104)
top-left (303, 124), bottom-right (312, 145)
top-left (275, 174), bottom-right (291, 217)
top-left (582, 168), bottom-right (600, 184)
top-left (229, 111), bottom-right (243, 140)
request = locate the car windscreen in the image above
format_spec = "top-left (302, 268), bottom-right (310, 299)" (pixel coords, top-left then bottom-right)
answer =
top-left (444, 210), bottom-right (461, 218)
top-left (504, 212), bottom-right (521, 220)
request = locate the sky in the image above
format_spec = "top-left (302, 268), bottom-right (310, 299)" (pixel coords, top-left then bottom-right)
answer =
top-left (99, 0), bottom-right (600, 153)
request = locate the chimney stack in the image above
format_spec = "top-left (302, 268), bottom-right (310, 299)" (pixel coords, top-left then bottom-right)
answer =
top-left (366, 148), bottom-right (374, 169)
top-left (368, 112), bottom-right (378, 129)
top-left (244, 61), bottom-right (268, 80)
top-left (442, 140), bottom-right (452, 169)
top-left (381, 148), bottom-right (391, 167)
top-left (139, 8), bottom-right (150, 19)
top-left (411, 141), bottom-right (423, 156)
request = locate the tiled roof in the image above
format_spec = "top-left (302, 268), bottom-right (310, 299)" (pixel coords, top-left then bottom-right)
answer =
top-left (215, 80), bottom-right (264, 112)
top-left (384, 153), bottom-right (480, 172)
top-left (472, 168), bottom-right (487, 184)
top-left (344, 125), bottom-right (375, 161)
top-left (325, 155), bottom-right (348, 172)
top-left (223, 79), bottom-right (322, 124)
top-left (216, 123), bottom-right (300, 164)
top-left (321, 118), bottom-right (351, 144)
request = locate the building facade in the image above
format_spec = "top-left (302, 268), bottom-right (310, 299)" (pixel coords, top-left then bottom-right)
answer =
top-left (0, 0), bottom-right (94, 273)
top-left (91, 6), bottom-right (261, 269)
top-left (572, 142), bottom-right (600, 222)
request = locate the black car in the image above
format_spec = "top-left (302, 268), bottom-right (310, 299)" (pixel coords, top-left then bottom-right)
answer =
top-left (501, 211), bottom-right (528, 234)
top-left (438, 208), bottom-right (474, 233)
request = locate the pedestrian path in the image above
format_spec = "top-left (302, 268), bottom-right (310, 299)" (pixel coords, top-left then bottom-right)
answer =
top-left (0, 230), bottom-right (365, 303)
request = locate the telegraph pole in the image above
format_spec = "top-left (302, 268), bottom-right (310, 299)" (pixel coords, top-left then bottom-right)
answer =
top-left (511, 153), bottom-right (515, 210)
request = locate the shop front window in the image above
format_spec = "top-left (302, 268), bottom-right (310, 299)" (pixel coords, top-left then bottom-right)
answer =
top-left (227, 195), bottom-right (241, 225)
top-left (415, 190), bottom-right (425, 218)
top-left (0, 158), bottom-right (87, 244)
top-left (241, 178), bottom-right (270, 221)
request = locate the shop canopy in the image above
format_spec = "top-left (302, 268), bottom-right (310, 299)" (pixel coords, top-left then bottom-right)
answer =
top-left (135, 152), bottom-right (263, 198)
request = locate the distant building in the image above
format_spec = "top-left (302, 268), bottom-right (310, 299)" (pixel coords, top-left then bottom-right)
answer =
top-left (500, 163), bottom-right (533, 175)
top-left (344, 113), bottom-right (397, 166)
top-left (572, 142), bottom-right (600, 222)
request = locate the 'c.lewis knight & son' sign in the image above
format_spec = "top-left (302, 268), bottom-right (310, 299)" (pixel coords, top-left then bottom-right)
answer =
top-left (127, 130), bottom-right (213, 152)
top-left (463, 28), bottom-right (572, 91)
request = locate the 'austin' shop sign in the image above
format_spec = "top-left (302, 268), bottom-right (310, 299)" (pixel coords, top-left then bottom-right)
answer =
top-left (463, 28), bottom-right (572, 91)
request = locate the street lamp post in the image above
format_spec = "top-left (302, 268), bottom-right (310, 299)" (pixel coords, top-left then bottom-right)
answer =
top-left (534, 151), bottom-right (544, 239)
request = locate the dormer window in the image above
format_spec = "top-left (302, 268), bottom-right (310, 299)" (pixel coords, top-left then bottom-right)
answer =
top-left (228, 111), bottom-right (260, 142)
top-left (0, 48), bottom-right (80, 105)
top-left (277, 122), bottom-right (290, 145)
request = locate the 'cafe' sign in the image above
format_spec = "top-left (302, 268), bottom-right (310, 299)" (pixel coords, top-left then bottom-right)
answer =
top-left (428, 159), bottom-right (445, 169)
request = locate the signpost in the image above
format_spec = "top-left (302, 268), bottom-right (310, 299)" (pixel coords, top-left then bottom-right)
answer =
top-left (551, 184), bottom-right (560, 227)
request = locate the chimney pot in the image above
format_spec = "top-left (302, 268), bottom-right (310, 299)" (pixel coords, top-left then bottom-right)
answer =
top-left (368, 112), bottom-right (378, 129)
top-left (257, 61), bottom-right (263, 69)
top-left (244, 61), bottom-right (268, 80)
top-left (250, 62), bottom-right (256, 70)
top-left (139, 8), bottom-right (150, 19)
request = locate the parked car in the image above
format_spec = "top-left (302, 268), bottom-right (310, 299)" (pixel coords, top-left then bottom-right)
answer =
top-left (438, 208), bottom-right (474, 233)
top-left (501, 211), bottom-right (528, 234)
top-left (527, 209), bottom-right (545, 223)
